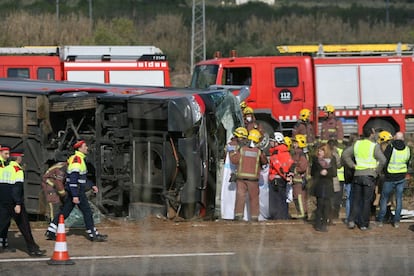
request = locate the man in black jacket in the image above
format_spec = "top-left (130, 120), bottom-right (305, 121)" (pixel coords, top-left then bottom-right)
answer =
top-left (376, 132), bottom-right (411, 228)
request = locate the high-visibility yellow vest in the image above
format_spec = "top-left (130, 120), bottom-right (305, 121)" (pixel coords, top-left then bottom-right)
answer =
top-left (387, 146), bottom-right (410, 173)
top-left (337, 147), bottom-right (344, 181)
top-left (354, 140), bottom-right (377, 170)
top-left (0, 156), bottom-right (6, 183)
top-left (9, 161), bottom-right (24, 184)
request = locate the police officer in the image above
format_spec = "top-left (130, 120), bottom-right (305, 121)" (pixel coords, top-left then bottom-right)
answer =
top-left (41, 159), bottom-right (67, 222)
top-left (0, 146), bottom-right (14, 253)
top-left (320, 105), bottom-right (344, 144)
top-left (230, 129), bottom-right (268, 221)
top-left (45, 140), bottom-right (107, 242)
top-left (292, 108), bottom-right (316, 147)
top-left (342, 126), bottom-right (386, 230)
top-left (1, 149), bottom-right (46, 256)
top-left (377, 132), bottom-right (411, 228)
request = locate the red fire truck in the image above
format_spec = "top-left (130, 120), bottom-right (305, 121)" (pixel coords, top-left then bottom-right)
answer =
top-left (0, 45), bottom-right (171, 86)
top-left (190, 43), bottom-right (414, 138)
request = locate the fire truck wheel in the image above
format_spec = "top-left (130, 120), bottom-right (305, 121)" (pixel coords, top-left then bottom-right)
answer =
top-left (364, 119), bottom-right (395, 135)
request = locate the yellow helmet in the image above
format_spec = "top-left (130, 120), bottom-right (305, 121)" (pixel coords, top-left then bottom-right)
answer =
top-left (233, 127), bottom-right (248, 139)
top-left (299, 108), bottom-right (311, 121)
top-left (323, 104), bottom-right (335, 113)
top-left (284, 136), bottom-right (292, 150)
top-left (294, 134), bottom-right (307, 148)
top-left (248, 129), bottom-right (262, 143)
top-left (243, 107), bottom-right (254, 115)
top-left (377, 130), bottom-right (393, 144)
top-left (240, 101), bottom-right (247, 110)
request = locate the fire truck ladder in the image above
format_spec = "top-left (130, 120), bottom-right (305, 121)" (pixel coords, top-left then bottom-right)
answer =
top-left (60, 45), bottom-right (165, 61)
top-left (276, 43), bottom-right (414, 57)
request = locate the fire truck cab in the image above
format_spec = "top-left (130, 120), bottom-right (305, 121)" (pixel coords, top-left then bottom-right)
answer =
top-left (190, 43), bottom-right (414, 138)
top-left (0, 45), bottom-right (171, 86)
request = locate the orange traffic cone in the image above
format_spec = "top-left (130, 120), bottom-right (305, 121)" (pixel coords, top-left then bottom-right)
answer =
top-left (47, 214), bottom-right (75, 265)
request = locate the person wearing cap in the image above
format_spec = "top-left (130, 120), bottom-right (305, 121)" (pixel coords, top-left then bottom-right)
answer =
top-left (0, 145), bottom-right (15, 253)
top-left (45, 140), bottom-right (107, 242)
top-left (0, 149), bottom-right (46, 256)
top-left (320, 105), bottom-right (344, 144)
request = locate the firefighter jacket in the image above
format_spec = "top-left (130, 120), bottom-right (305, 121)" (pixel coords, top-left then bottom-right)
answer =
top-left (269, 144), bottom-right (294, 181)
top-left (66, 151), bottom-right (90, 197)
top-left (292, 121), bottom-right (315, 144)
top-left (230, 145), bottom-right (267, 181)
top-left (292, 148), bottom-right (308, 184)
top-left (42, 162), bottom-right (67, 204)
top-left (383, 139), bottom-right (411, 182)
top-left (8, 160), bottom-right (24, 205)
top-left (320, 117), bottom-right (344, 143)
top-left (342, 138), bottom-right (386, 178)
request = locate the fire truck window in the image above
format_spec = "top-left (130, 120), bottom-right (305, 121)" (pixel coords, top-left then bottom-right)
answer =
top-left (223, 67), bottom-right (252, 85)
top-left (38, 68), bottom-right (55, 80)
top-left (275, 67), bottom-right (298, 87)
top-left (7, 68), bottom-right (29, 78)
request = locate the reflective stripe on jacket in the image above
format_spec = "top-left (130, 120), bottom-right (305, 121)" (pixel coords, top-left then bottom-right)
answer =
top-left (237, 147), bottom-right (261, 180)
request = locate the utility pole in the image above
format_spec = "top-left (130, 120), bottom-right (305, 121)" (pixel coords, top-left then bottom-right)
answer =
top-left (191, 0), bottom-right (206, 70)
top-left (56, 0), bottom-right (59, 30)
top-left (89, 0), bottom-right (93, 32)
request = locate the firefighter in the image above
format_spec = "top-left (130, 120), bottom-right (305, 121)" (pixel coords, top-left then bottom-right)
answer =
top-left (41, 158), bottom-right (68, 222)
top-left (292, 108), bottom-right (316, 148)
top-left (291, 134), bottom-right (309, 219)
top-left (45, 140), bottom-right (107, 242)
top-left (230, 129), bottom-right (267, 222)
top-left (342, 126), bottom-right (386, 230)
top-left (243, 107), bottom-right (263, 133)
top-left (0, 149), bottom-right (46, 256)
top-left (221, 127), bottom-right (248, 220)
top-left (320, 105), bottom-right (344, 144)
top-left (268, 132), bottom-right (295, 220)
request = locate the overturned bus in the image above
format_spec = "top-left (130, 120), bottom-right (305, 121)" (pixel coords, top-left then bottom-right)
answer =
top-left (0, 78), bottom-right (247, 219)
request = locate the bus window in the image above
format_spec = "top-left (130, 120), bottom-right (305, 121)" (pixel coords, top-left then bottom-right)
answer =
top-left (7, 68), bottom-right (29, 78)
top-left (38, 68), bottom-right (55, 80)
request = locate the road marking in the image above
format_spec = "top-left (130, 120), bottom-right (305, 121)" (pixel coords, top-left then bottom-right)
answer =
top-left (0, 252), bottom-right (235, 263)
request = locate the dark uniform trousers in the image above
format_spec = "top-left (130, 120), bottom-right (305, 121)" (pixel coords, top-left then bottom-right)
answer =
top-left (349, 175), bottom-right (375, 228)
top-left (52, 186), bottom-right (95, 231)
top-left (0, 203), bottom-right (39, 251)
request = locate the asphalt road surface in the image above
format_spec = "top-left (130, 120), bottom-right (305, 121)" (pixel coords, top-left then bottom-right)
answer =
top-left (1, 215), bottom-right (414, 275)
